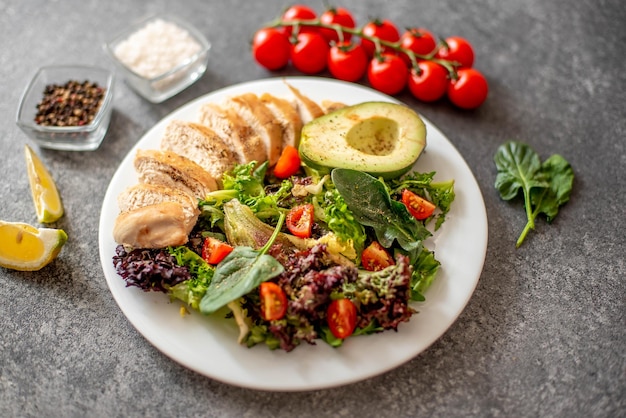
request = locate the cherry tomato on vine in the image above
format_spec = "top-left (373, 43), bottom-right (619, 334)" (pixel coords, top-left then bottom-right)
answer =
top-left (436, 36), bottom-right (475, 69)
top-left (408, 61), bottom-right (449, 102)
top-left (447, 68), bottom-right (488, 109)
top-left (260, 282), bottom-right (287, 321)
top-left (327, 298), bottom-right (357, 339)
top-left (360, 19), bottom-right (400, 57)
top-left (399, 28), bottom-right (437, 66)
top-left (252, 28), bottom-right (291, 70)
top-left (361, 241), bottom-right (395, 271)
top-left (201, 237), bottom-right (234, 265)
top-left (402, 189), bottom-right (436, 220)
top-left (367, 53), bottom-right (408, 95)
top-left (328, 42), bottom-right (367, 82)
top-left (286, 203), bottom-right (315, 238)
top-left (290, 32), bottom-right (330, 74)
top-left (319, 7), bottom-right (356, 43)
top-left (281, 4), bottom-right (318, 36)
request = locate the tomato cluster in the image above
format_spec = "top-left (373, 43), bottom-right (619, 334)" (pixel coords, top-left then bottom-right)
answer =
top-left (251, 5), bottom-right (488, 109)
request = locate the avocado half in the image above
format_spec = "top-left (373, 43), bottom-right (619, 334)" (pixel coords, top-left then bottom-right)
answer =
top-left (298, 101), bottom-right (426, 179)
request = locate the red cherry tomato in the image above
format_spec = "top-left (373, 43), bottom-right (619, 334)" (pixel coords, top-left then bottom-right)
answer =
top-left (408, 61), bottom-right (449, 102)
top-left (360, 19), bottom-right (400, 57)
top-left (260, 282), bottom-right (287, 321)
top-left (201, 237), bottom-right (234, 265)
top-left (367, 53), bottom-right (408, 95)
top-left (447, 68), bottom-right (488, 109)
top-left (319, 7), bottom-right (356, 43)
top-left (290, 32), bottom-right (329, 74)
top-left (327, 299), bottom-right (357, 339)
top-left (328, 42), bottom-right (368, 82)
top-left (399, 28), bottom-right (437, 65)
top-left (281, 5), bottom-right (318, 36)
top-left (252, 28), bottom-right (291, 70)
top-left (361, 241), bottom-right (395, 271)
top-left (401, 189), bottom-right (436, 220)
top-left (286, 203), bottom-right (315, 238)
top-left (273, 145), bottom-right (301, 179)
top-left (436, 36), bottom-right (475, 69)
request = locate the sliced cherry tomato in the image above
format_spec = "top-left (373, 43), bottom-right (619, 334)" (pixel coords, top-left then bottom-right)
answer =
top-left (436, 36), bottom-right (475, 69)
top-left (281, 5), bottom-right (318, 36)
top-left (367, 53), bottom-right (408, 95)
top-left (328, 42), bottom-right (367, 82)
top-left (319, 7), bottom-right (356, 43)
top-left (400, 28), bottom-right (437, 65)
top-left (360, 19), bottom-right (400, 57)
top-left (290, 32), bottom-right (329, 74)
top-left (327, 298), bottom-right (357, 339)
top-left (260, 282), bottom-right (287, 321)
top-left (252, 28), bottom-right (291, 71)
top-left (447, 68), bottom-right (488, 110)
top-left (286, 203), bottom-right (314, 238)
top-left (408, 61), bottom-right (449, 102)
top-left (402, 189), bottom-right (436, 220)
top-left (361, 241), bottom-right (395, 271)
top-left (273, 145), bottom-right (301, 178)
top-left (201, 237), bottom-right (234, 265)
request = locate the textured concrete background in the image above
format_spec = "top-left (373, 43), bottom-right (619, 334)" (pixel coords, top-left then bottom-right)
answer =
top-left (1, 0), bottom-right (624, 417)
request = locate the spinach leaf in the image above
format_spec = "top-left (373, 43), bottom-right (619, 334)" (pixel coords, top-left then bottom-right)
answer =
top-left (494, 141), bottom-right (574, 247)
top-left (199, 212), bottom-right (286, 314)
top-left (331, 169), bottom-right (430, 252)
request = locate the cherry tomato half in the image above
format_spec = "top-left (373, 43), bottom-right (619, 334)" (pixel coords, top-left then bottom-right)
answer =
top-left (286, 203), bottom-right (315, 238)
top-left (447, 68), bottom-right (489, 110)
top-left (408, 61), bottom-right (449, 102)
top-left (273, 145), bottom-right (301, 179)
top-left (328, 42), bottom-right (368, 82)
top-left (327, 298), bottom-right (357, 339)
top-left (201, 237), bottom-right (234, 265)
top-left (319, 7), bottom-right (356, 43)
top-left (281, 4), bottom-right (318, 36)
top-left (260, 282), bottom-right (287, 321)
top-left (400, 28), bottom-right (437, 65)
top-left (402, 189), bottom-right (436, 220)
top-left (367, 53), bottom-right (408, 95)
top-left (252, 28), bottom-right (291, 71)
top-left (436, 36), bottom-right (475, 69)
top-left (291, 32), bottom-right (329, 74)
top-left (361, 241), bottom-right (395, 271)
top-left (360, 19), bottom-right (400, 57)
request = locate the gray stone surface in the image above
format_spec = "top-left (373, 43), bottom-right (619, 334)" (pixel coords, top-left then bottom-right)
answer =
top-left (1, 0), bottom-right (624, 417)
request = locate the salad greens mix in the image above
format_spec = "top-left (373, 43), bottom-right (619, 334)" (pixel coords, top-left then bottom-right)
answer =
top-left (113, 160), bottom-right (455, 351)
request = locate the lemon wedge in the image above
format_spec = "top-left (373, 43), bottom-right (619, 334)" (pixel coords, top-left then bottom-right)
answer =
top-left (0, 220), bottom-right (68, 271)
top-left (24, 145), bottom-right (64, 223)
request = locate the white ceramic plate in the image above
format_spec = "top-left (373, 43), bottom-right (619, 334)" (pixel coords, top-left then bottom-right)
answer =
top-left (98, 77), bottom-right (488, 391)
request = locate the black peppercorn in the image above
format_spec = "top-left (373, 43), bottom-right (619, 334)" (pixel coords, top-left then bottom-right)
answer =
top-left (34, 80), bottom-right (106, 127)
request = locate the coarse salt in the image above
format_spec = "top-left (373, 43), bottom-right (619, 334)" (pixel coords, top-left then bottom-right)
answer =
top-left (113, 19), bottom-right (202, 79)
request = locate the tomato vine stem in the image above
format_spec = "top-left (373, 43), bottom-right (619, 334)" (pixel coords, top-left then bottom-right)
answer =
top-left (265, 18), bottom-right (460, 76)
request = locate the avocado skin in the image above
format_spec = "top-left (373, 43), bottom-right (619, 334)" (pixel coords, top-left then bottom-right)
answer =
top-left (298, 102), bottom-right (426, 180)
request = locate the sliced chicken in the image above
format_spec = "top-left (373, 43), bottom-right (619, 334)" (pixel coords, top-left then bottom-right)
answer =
top-left (198, 103), bottom-right (267, 164)
top-left (260, 93), bottom-right (303, 149)
top-left (134, 148), bottom-right (218, 200)
top-left (160, 120), bottom-right (239, 186)
top-left (285, 83), bottom-right (325, 124)
top-left (113, 202), bottom-right (190, 248)
top-left (221, 93), bottom-right (283, 165)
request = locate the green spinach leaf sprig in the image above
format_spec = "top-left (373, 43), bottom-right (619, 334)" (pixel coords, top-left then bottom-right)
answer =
top-left (494, 141), bottom-right (574, 247)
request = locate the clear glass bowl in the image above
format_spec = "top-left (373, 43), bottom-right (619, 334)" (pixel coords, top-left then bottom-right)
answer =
top-left (16, 65), bottom-right (114, 151)
top-left (104, 15), bottom-right (211, 103)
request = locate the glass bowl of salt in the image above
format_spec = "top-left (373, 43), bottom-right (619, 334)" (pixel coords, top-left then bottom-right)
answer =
top-left (104, 15), bottom-right (211, 103)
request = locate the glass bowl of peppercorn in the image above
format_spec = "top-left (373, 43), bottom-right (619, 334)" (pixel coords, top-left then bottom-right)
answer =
top-left (16, 65), bottom-right (114, 151)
